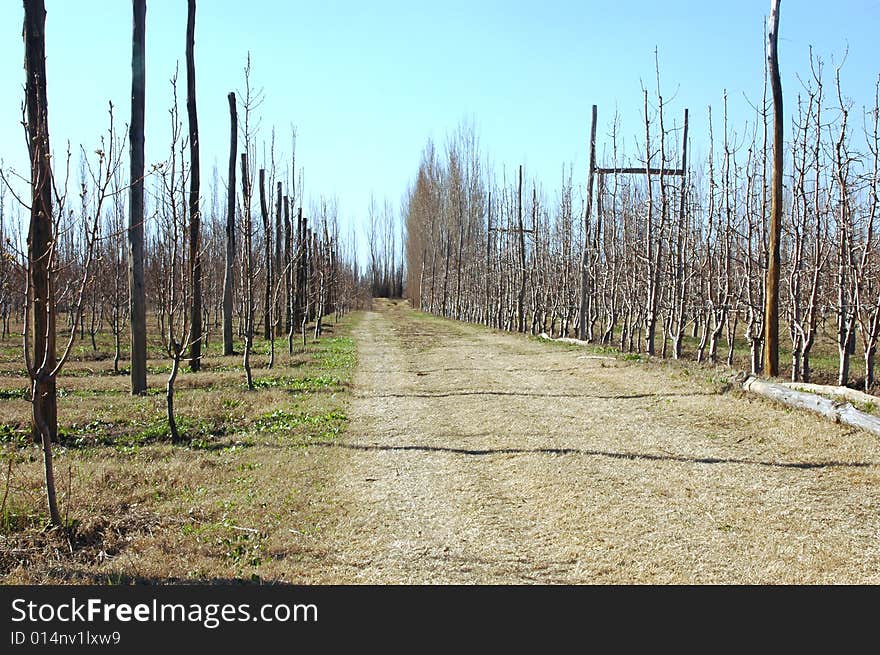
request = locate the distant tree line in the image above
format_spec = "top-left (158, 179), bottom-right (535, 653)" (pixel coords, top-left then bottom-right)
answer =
top-left (404, 57), bottom-right (880, 391)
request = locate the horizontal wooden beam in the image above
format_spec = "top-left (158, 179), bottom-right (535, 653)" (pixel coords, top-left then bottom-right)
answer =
top-left (595, 167), bottom-right (685, 176)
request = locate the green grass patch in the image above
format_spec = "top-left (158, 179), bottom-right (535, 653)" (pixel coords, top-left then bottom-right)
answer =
top-left (313, 336), bottom-right (357, 375)
top-left (0, 388), bottom-right (26, 400)
top-left (0, 424), bottom-right (29, 447)
top-left (253, 408), bottom-right (347, 441)
top-left (252, 374), bottom-right (341, 392)
top-left (56, 416), bottom-right (226, 450)
top-left (1, 502), bottom-right (44, 535)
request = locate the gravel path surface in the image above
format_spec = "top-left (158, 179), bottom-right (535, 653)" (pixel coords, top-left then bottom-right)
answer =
top-left (319, 300), bottom-right (880, 583)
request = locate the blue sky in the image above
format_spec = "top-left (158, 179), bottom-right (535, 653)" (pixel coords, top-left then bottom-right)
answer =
top-left (1, 0), bottom-right (879, 246)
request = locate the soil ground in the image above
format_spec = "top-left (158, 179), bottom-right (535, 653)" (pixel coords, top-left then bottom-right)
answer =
top-left (315, 299), bottom-right (880, 583)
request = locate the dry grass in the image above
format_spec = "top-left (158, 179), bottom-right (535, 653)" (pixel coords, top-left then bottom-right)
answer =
top-left (5, 300), bottom-right (879, 585)
top-left (0, 314), bottom-right (359, 584)
top-left (315, 299), bottom-right (880, 583)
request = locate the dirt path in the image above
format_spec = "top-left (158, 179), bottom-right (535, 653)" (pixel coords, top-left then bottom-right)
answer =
top-left (318, 300), bottom-right (880, 583)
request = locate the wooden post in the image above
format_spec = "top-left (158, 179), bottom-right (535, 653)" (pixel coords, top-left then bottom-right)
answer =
top-left (578, 105), bottom-right (598, 340)
top-left (516, 165), bottom-right (527, 332)
top-left (764, 0), bottom-right (783, 377)
top-left (186, 0), bottom-right (202, 371)
top-left (678, 109), bottom-right (689, 228)
top-left (222, 92), bottom-right (237, 355)
top-left (274, 180), bottom-right (283, 335)
top-left (259, 169), bottom-right (271, 341)
top-left (485, 191), bottom-right (492, 326)
top-left (129, 0), bottom-right (148, 393)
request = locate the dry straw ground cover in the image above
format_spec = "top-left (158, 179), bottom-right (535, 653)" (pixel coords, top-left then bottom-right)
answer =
top-left (317, 300), bottom-right (880, 584)
top-left (0, 315), bottom-right (359, 583)
top-left (2, 301), bottom-right (879, 584)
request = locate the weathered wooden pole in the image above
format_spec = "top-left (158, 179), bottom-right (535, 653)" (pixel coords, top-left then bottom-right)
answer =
top-left (259, 169), bottom-right (271, 340)
top-left (222, 92), bottom-right (237, 355)
top-left (129, 0), bottom-right (148, 394)
top-left (578, 104), bottom-right (598, 340)
top-left (516, 165), bottom-right (527, 332)
top-left (186, 0), bottom-right (202, 371)
top-left (764, 0), bottom-right (783, 377)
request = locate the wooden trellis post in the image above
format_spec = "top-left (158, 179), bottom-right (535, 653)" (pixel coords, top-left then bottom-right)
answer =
top-left (488, 167), bottom-right (535, 333)
top-left (578, 104), bottom-right (689, 344)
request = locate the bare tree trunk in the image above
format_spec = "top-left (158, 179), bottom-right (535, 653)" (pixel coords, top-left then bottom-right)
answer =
top-left (186, 0), bottom-right (202, 371)
top-left (763, 0), bottom-right (783, 377)
top-left (24, 0), bottom-right (60, 526)
top-left (112, 268), bottom-right (121, 373)
top-left (167, 345), bottom-right (182, 443)
top-left (129, 0), bottom-right (148, 394)
top-left (222, 92), bottom-right (237, 355)
top-left (241, 154), bottom-right (254, 390)
top-left (835, 78), bottom-right (854, 387)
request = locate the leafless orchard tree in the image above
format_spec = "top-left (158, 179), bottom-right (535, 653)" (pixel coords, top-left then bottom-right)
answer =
top-left (404, 38), bottom-right (879, 392)
top-left (156, 73), bottom-right (194, 442)
top-left (17, 0), bottom-right (125, 524)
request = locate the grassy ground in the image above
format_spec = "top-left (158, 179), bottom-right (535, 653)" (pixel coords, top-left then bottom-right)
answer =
top-left (0, 313), bottom-right (360, 584)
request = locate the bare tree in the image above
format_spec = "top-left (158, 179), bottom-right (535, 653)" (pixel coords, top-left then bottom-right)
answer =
top-left (833, 67), bottom-right (857, 387)
top-left (241, 153), bottom-right (254, 390)
top-left (20, 0), bottom-right (122, 523)
top-left (22, 0), bottom-right (59, 523)
top-left (105, 167), bottom-right (129, 373)
top-left (236, 54), bottom-right (263, 388)
top-left (157, 76), bottom-right (193, 441)
top-left (857, 78), bottom-right (880, 389)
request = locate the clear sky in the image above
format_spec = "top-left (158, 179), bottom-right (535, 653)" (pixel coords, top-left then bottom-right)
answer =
top-left (1, 0), bottom-right (879, 250)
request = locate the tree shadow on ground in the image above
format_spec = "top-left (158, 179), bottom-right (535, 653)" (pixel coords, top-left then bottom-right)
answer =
top-left (31, 569), bottom-right (278, 585)
top-left (353, 390), bottom-right (714, 400)
top-left (314, 441), bottom-right (874, 471)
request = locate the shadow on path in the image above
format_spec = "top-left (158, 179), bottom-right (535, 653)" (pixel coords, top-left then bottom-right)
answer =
top-left (353, 390), bottom-right (715, 400)
top-left (314, 441), bottom-right (874, 471)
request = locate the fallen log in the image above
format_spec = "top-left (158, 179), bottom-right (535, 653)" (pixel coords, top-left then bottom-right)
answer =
top-left (537, 333), bottom-right (616, 360)
top-left (780, 382), bottom-right (879, 408)
top-left (538, 332), bottom-right (590, 346)
top-left (742, 375), bottom-right (880, 438)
